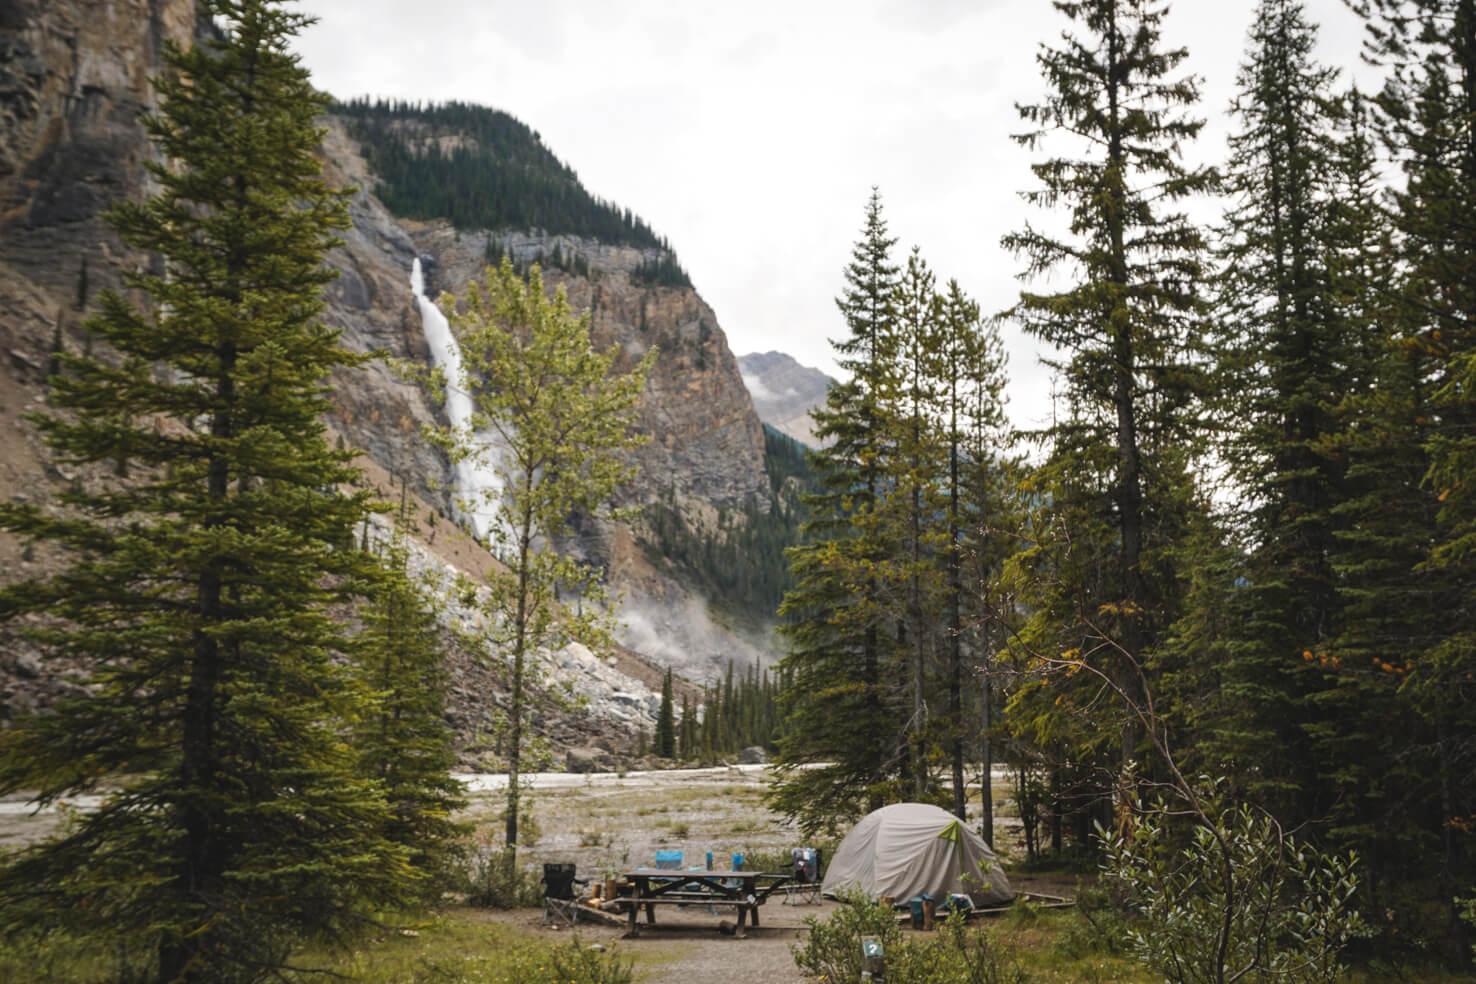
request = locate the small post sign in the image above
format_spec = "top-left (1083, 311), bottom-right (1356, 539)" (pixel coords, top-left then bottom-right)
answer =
top-left (861, 935), bottom-right (885, 982)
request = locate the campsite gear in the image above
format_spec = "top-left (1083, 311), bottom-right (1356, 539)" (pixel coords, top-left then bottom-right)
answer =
top-left (908, 894), bottom-right (933, 928)
top-left (791, 846), bottom-right (820, 882)
top-left (541, 862), bottom-right (586, 927)
top-left (943, 893), bottom-right (973, 914)
top-left (654, 850), bottom-right (683, 870)
top-left (822, 802), bottom-right (1013, 906)
top-left (706, 850), bottom-right (714, 870)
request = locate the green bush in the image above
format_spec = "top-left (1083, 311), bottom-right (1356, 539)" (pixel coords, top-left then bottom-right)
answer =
top-left (893, 910), bottom-right (1031, 984)
top-left (1105, 800), bottom-right (1369, 984)
top-left (793, 892), bottom-right (904, 983)
top-left (794, 896), bottom-right (1030, 984)
top-left (1049, 885), bottom-right (1132, 959)
top-left (457, 847), bottom-right (543, 909)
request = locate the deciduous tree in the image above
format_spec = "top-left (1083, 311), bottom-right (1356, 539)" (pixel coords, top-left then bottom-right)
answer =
top-left (437, 258), bottom-right (648, 851)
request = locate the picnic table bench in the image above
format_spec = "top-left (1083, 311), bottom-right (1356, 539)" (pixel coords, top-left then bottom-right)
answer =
top-left (606, 868), bottom-right (791, 938)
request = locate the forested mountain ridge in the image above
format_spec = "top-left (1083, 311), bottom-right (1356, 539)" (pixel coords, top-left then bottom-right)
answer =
top-left (333, 97), bottom-right (690, 284)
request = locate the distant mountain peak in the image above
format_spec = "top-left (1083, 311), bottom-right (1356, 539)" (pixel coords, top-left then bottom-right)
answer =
top-left (737, 351), bottom-right (833, 448)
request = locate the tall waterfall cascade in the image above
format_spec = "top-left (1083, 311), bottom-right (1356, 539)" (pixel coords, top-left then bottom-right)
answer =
top-left (410, 257), bottom-right (506, 543)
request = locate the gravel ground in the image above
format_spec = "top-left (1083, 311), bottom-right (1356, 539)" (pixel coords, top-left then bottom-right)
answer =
top-left (486, 891), bottom-right (834, 984)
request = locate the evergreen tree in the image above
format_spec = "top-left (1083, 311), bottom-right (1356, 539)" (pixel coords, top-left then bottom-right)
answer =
top-left (355, 498), bottom-right (467, 891)
top-left (1002, 0), bottom-right (1215, 820)
top-left (656, 668), bottom-right (676, 758)
top-left (934, 280), bottom-right (1014, 830)
top-left (1349, 0), bottom-right (1476, 942)
top-left (887, 247), bottom-right (948, 800)
top-left (436, 257), bottom-right (649, 851)
top-left (1205, 0), bottom-right (1353, 822)
top-left (0, 3), bottom-right (413, 980)
top-left (770, 190), bottom-right (905, 835)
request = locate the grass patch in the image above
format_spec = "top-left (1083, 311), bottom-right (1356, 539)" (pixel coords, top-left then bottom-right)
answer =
top-left (0, 909), bottom-right (636, 984)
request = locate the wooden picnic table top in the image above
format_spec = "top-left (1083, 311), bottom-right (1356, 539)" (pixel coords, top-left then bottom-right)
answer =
top-left (620, 869), bottom-right (791, 902)
top-left (613, 868), bottom-right (792, 938)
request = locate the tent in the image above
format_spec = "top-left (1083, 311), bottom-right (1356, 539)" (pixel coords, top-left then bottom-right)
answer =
top-left (822, 802), bottom-right (1013, 906)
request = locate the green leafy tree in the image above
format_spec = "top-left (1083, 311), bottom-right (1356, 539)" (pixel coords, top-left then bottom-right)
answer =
top-left (1002, 0), bottom-right (1215, 824)
top-left (0, 3), bottom-right (414, 980)
top-left (437, 257), bottom-right (648, 851)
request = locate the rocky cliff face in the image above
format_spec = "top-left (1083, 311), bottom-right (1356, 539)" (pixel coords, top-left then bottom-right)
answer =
top-left (1, 0), bottom-right (198, 354)
top-left (737, 351), bottom-right (834, 448)
top-left (408, 223), bottom-right (770, 513)
top-left (0, 0), bottom-right (778, 745)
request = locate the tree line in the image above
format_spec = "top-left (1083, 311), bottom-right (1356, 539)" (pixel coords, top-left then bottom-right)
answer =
top-left (334, 94), bottom-right (691, 288)
top-left (637, 425), bottom-right (816, 630)
top-left (774, 0), bottom-right (1476, 963)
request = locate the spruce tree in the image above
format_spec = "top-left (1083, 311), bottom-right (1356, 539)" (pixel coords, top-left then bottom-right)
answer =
top-left (1207, 0), bottom-right (1352, 821)
top-left (887, 246), bottom-right (948, 800)
top-left (1002, 0), bottom-right (1214, 819)
top-left (355, 501), bottom-right (467, 892)
top-left (1349, 0), bottom-right (1476, 939)
top-left (656, 668), bottom-right (676, 758)
top-left (0, 3), bottom-right (412, 980)
top-left (934, 280), bottom-right (1013, 829)
top-left (770, 190), bottom-right (905, 835)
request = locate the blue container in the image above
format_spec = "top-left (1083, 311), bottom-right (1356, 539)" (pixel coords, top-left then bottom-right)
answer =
top-left (907, 893), bottom-right (933, 928)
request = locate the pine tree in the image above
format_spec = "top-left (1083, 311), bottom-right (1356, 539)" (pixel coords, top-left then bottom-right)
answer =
top-left (1348, 0), bottom-right (1476, 940)
top-left (1206, 0), bottom-right (1353, 821)
top-left (355, 498), bottom-right (467, 892)
top-left (770, 190), bottom-right (905, 835)
top-left (436, 257), bottom-right (648, 852)
top-left (656, 668), bottom-right (676, 758)
top-left (0, 3), bottom-right (413, 980)
top-left (1002, 0), bottom-right (1214, 819)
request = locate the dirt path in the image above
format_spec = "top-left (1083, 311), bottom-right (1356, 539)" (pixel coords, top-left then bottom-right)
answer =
top-left (485, 892), bottom-right (830, 984)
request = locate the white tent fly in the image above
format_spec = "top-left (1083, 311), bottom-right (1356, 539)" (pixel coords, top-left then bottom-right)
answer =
top-left (822, 802), bottom-right (1013, 906)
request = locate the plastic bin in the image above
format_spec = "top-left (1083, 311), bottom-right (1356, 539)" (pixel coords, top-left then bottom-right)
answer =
top-left (908, 893), bottom-right (933, 928)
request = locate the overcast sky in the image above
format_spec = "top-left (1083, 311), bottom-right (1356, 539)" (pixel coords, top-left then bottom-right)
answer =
top-left (291, 0), bottom-right (1377, 432)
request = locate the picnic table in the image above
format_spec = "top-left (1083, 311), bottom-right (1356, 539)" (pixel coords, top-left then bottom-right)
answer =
top-left (608, 868), bottom-right (791, 938)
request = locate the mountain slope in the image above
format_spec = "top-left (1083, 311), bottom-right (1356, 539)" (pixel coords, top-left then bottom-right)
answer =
top-left (0, 2), bottom-right (788, 763)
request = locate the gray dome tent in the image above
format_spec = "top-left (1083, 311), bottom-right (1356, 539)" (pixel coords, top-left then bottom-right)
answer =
top-left (822, 802), bottom-right (1013, 906)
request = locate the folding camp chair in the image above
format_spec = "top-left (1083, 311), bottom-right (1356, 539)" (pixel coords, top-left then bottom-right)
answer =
top-left (784, 847), bottom-right (823, 904)
top-left (541, 862), bottom-right (586, 926)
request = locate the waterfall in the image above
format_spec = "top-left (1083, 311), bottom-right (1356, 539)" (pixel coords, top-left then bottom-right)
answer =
top-left (410, 257), bottom-right (505, 543)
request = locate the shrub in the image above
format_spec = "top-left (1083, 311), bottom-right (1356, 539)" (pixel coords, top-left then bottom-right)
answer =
top-left (458, 847), bottom-right (543, 909)
top-left (1105, 800), bottom-right (1369, 984)
top-left (793, 892), bottom-right (904, 983)
top-left (794, 897), bottom-right (1031, 984)
top-left (894, 909), bottom-right (1031, 984)
top-left (1049, 885), bottom-right (1132, 959)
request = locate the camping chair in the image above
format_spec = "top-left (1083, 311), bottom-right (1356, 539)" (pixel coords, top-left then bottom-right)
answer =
top-left (784, 847), bottom-right (822, 904)
top-left (541, 862), bottom-right (586, 927)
